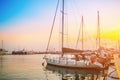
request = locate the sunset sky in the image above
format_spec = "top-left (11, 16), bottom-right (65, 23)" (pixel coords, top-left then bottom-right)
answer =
top-left (0, 0), bottom-right (120, 51)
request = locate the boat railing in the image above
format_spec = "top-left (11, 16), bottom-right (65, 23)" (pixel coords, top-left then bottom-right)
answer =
top-left (46, 57), bottom-right (104, 66)
top-left (46, 57), bottom-right (76, 65)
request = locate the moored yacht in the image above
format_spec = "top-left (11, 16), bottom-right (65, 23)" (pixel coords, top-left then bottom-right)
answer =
top-left (44, 0), bottom-right (111, 70)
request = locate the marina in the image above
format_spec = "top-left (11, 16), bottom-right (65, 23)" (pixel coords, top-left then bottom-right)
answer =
top-left (0, 54), bottom-right (120, 80)
top-left (0, 0), bottom-right (120, 80)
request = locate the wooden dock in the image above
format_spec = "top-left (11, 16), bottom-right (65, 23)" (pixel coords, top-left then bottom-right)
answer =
top-left (114, 54), bottom-right (120, 79)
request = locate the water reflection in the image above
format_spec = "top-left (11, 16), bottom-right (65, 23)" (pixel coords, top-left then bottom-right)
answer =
top-left (0, 55), bottom-right (108, 80)
top-left (45, 65), bottom-right (107, 80)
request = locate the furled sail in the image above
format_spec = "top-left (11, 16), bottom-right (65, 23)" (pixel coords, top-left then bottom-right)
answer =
top-left (62, 47), bottom-right (84, 53)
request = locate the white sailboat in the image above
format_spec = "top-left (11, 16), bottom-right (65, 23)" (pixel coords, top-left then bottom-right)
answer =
top-left (44, 0), bottom-right (110, 69)
top-left (0, 40), bottom-right (7, 55)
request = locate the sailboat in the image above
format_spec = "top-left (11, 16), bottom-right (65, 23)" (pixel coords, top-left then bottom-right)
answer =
top-left (0, 40), bottom-right (7, 55)
top-left (44, 0), bottom-right (110, 69)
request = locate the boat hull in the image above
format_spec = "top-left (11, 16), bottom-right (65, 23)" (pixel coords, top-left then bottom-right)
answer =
top-left (45, 58), bottom-right (109, 70)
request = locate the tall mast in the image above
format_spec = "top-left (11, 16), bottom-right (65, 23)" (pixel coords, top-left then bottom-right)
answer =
top-left (82, 16), bottom-right (84, 50)
top-left (97, 11), bottom-right (100, 49)
top-left (118, 36), bottom-right (120, 51)
top-left (118, 33), bottom-right (120, 51)
top-left (61, 0), bottom-right (64, 57)
top-left (1, 40), bottom-right (3, 49)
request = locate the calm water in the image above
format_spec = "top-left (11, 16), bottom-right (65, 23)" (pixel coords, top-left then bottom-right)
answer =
top-left (0, 54), bottom-right (108, 80)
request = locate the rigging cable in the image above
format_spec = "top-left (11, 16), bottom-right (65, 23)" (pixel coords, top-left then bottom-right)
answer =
top-left (69, 0), bottom-right (80, 49)
top-left (46, 0), bottom-right (60, 53)
top-left (76, 19), bottom-right (82, 49)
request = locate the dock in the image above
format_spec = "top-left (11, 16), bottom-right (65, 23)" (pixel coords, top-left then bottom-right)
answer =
top-left (107, 54), bottom-right (120, 80)
top-left (114, 54), bottom-right (120, 79)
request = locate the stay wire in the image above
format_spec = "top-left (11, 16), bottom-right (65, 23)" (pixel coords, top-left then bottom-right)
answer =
top-left (46, 0), bottom-right (60, 53)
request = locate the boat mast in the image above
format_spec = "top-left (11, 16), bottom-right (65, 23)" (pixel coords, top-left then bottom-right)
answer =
top-left (118, 36), bottom-right (120, 51)
top-left (97, 11), bottom-right (100, 49)
top-left (61, 0), bottom-right (64, 57)
top-left (82, 16), bottom-right (84, 50)
top-left (1, 40), bottom-right (3, 49)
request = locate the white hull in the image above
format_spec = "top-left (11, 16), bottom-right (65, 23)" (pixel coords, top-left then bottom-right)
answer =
top-left (45, 57), bottom-right (109, 70)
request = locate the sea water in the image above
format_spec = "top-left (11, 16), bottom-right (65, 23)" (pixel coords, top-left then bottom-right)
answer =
top-left (0, 54), bottom-right (108, 80)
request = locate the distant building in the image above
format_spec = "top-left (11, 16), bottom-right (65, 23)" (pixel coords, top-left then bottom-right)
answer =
top-left (12, 50), bottom-right (28, 55)
top-left (12, 49), bottom-right (34, 55)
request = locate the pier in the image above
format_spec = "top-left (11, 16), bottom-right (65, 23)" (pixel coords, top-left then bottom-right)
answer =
top-left (114, 54), bottom-right (120, 79)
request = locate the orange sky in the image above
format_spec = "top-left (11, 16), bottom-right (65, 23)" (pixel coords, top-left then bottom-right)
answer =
top-left (0, 0), bottom-right (120, 51)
